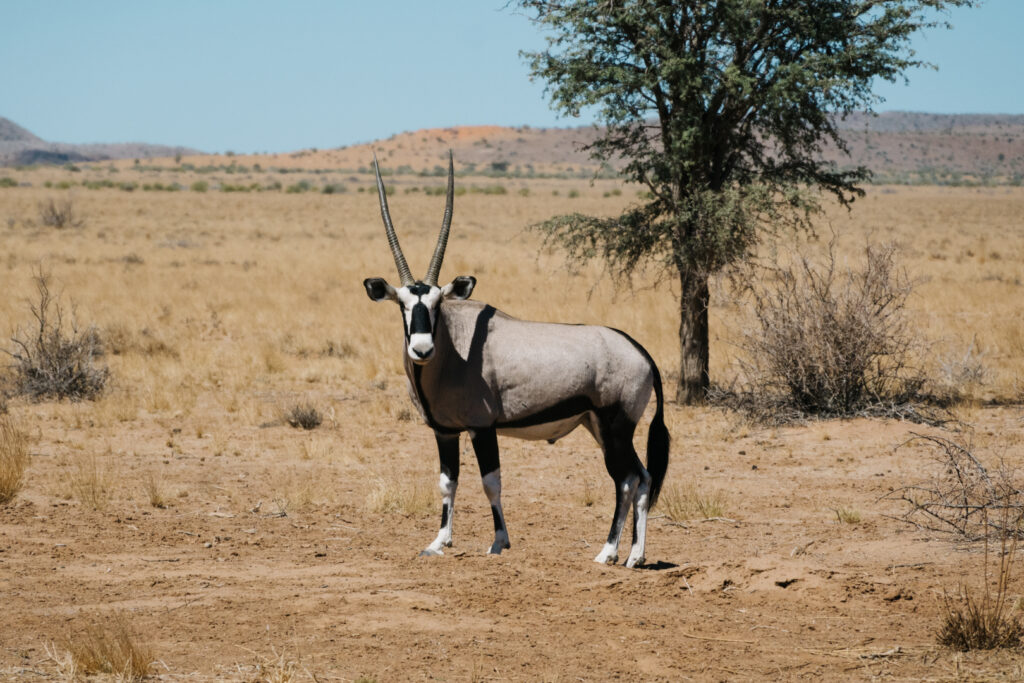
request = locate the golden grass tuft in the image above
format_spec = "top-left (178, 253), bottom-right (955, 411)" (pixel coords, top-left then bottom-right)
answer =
top-left (53, 613), bottom-right (155, 680)
top-left (68, 452), bottom-right (114, 510)
top-left (365, 475), bottom-right (434, 516)
top-left (657, 482), bottom-right (729, 521)
top-left (0, 416), bottom-right (30, 504)
top-left (939, 528), bottom-right (1024, 651)
top-left (833, 507), bottom-right (863, 525)
top-left (142, 470), bottom-right (168, 509)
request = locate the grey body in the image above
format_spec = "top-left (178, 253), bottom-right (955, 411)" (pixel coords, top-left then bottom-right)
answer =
top-left (407, 300), bottom-right (653, 443)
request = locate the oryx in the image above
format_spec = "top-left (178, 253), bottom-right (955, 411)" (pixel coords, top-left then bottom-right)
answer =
top-left (362, 152), bottom-right (669, 568)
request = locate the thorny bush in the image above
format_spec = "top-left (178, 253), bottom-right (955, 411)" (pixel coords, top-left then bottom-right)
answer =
top-left (4, 271), bottom-right (109, 401)
top-left (721, 240), bottom-right (930, 422)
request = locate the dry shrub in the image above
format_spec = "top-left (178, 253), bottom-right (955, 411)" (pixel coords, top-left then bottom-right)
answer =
top-left (933, 338), bottom-right (988, 404)
top-left (53, 613), bottom-right (154, 680)
top-left (658, 482), bottom-right (728, 521)
top-left (0, 416), bottom-right (29, 504)
top-left (366, 476), bottom-right (434, 516)
top-left (285, 401), bottom-right (322, 430)
top-left (723, 240), bottom-right (929, 422)
top-left (38, 197), bottom-right (84, 229)
top-left (5, 271), bottom-right (109, 401)
top-left (888, 433), bottom-right (1024, 649)
top-left (938, 515), bottom-right (1024, 651)
top-left (889, 433), bottom-right (1024, 540)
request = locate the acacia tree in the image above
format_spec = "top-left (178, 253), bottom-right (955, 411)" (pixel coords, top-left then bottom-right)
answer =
top-left (518, 0), bottom-right (972, 403)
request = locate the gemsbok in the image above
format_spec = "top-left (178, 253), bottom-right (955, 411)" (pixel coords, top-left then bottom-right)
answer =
top-left (363, 152), bottom-right (669, 567)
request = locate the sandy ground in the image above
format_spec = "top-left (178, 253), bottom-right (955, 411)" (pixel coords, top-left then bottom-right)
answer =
top-left (3, 398), bottom-right (1024, 681)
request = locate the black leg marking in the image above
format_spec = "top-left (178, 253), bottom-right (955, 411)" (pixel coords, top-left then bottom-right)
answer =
top-left (471, 428), bottom-right (511, 553)
top-left (471, 428), bottom-right (500, 476)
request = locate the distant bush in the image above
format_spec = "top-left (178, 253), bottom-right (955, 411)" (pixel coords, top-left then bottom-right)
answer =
top-left (118, 181), bottom-right (137, 192)
top-left (321, 183), bottom-right (347, 194)
top-left (190, 180), bottom-right (209, 192)
top-left (470, 185), bottom-right (507, 195)
top-left (0, 177), bottom-right (18, 188)
top-left (567, 189), bottom-right (580, 198)
top-left (518, 188), bottom-right (530, 197)
top-left (82, 179), bottom-right (116, 190)
top-left (4, 271), bottom-right (109, 401)
top-left (285, 180), bottom-right (313, 194)
top-left (38, 198), bottom-right (84, 229)
top-left (285, 402), bottom-right (322, 430)
top-left (220, 183), bottom-right (260, 193)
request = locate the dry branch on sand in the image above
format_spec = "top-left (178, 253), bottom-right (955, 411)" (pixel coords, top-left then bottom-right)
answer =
top-left (887, 433), bottom-right (1024, 541)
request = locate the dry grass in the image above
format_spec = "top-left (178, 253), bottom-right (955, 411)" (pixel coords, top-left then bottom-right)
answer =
top-left (833, 507), bottom-right (863, 525)
top-left (939, 517), bottom-right (1024, 651)
top-left (142, 470), bottom-right (167, 509)
top-left (0, 416), bottom-right (29, 504)
top-left (68, 452), bottom-right (114, 510)
top-left (658, 482), bottom-right (729, 521)
top-left (52, 613), bottom-right (155, 680)
top-left (365, 475), bottom-right (435, 516)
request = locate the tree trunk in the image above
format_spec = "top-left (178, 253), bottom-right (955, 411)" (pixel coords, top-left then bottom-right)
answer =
top-left (677, 268), bottom-right (710, 404)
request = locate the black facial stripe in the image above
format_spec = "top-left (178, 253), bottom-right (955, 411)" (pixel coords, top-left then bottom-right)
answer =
top-left (410, 302), bottom-right (432, 335)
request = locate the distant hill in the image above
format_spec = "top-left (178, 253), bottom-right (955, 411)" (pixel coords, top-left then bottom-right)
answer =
top-left (7, 112), bottom-right (1023, 184)
top-left (0, 116), bottom-right (201, 166)
top-left (0, 117), bottom-right (42, 143)
top-left (160, 111), bottom-right (1022, 184)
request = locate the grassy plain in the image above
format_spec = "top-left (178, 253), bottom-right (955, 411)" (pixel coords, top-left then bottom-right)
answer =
top-left (1, 160), bottom-right (1023, 679)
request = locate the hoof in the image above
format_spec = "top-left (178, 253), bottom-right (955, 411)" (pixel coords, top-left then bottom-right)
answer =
top-left (418, 547), bottom-right (444, 557)
top-left (594, 553), bottom-right (618, 565)
top-left (625, 555), bottom-right (645, 569)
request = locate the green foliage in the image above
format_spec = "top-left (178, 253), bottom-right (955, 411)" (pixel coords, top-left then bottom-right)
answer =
top-left (0, 177), bottom-right (17, 188)
top-left (519, 0), bottom-right (974, 401)
top-left (190, 180), bottom-right (209, 192)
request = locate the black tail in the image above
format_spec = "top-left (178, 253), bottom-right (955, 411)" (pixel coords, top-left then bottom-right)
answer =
top-left (646, 359), bottom-right (670, 508)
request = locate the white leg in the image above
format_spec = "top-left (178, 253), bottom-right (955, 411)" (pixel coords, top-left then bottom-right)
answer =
top-left (594, 475), bottom-right (637, 565)
top-left (422, 471), bottom-right (456, 556)
top-left (625, 472), bottom-right (652, 568)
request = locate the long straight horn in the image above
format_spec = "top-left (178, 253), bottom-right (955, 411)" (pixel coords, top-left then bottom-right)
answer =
top-left (374, 153), bottom-right (414, 286)
top-left (423, 150), bottom-right (454, 286)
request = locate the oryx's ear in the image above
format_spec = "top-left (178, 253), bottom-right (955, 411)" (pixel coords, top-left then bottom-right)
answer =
top-left (363, 277), bottom-right (397, 302)
top-left (441, 275), bottom-right (476, 301)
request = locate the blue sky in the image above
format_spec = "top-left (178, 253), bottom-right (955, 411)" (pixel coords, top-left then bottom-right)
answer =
top-left (2, 1), bottom-right (1021, 154)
